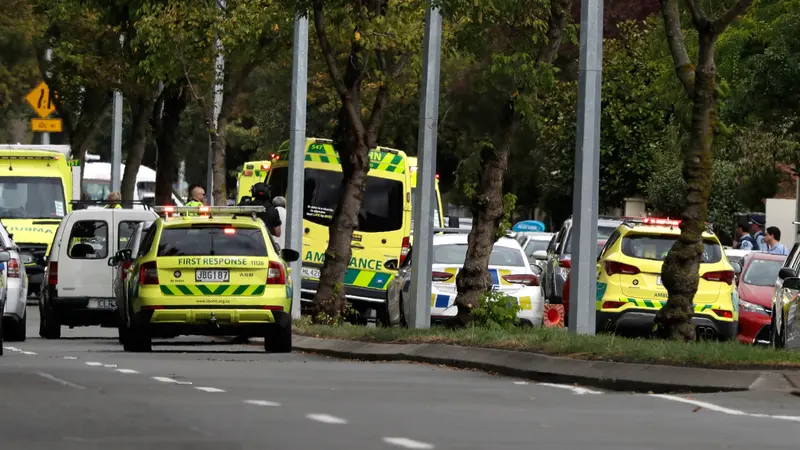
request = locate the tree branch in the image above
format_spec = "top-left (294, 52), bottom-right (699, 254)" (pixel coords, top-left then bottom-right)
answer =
top-left (684, 0), bottom-right (708, 30)
top-left (537, 0), bottom-right (572, 64)
top-left (713, 0), bottom-right (755, 35)
top-left (313, 0), bottom-right (365, 136)
top-left (659, 0), bottom-right (694, 98)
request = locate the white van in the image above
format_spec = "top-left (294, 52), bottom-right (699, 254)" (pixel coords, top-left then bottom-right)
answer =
top-left (38, 208), bottom-right (157, 339)
top-left (82, 163), bottom-right (184, 208)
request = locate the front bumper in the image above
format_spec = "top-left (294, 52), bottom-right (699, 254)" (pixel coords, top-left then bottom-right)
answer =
top-left (132, 307), bottom-right (289, 338)
top-left (596, 309), bottom-right (737, 340)
top-left (737, 311), bottom-right (771, 345)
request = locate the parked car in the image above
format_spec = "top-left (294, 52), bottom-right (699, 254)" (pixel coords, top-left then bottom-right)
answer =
top-left (0, 221), bottom-right (29, 341)
top-left (736, 252), bottom-right (785, 345)
top-left (769, 242), bottom-right (800, 348)
top-left (514, 231), bottom-right (554, 267)
top-left (110, 220), bottom-right (155, 342)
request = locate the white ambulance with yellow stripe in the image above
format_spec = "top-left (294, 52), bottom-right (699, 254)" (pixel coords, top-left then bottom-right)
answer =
top-left (267, 138), bottom-right (412, 324)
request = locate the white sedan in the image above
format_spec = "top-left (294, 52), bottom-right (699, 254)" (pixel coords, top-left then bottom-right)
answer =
top-left (396, 233), bottom-right (544, 326)
top-left (0, 222), bottom-right (28, 342)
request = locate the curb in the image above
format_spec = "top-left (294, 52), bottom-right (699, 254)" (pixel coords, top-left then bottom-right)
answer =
top-left (291, 335), bottom-right (799, 394)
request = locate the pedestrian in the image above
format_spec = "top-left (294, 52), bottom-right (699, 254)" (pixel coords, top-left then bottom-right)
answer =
top-left (185, 184), bottom-right (206, 206)
top-left (272, 196), bottom-right (287, 250)
top-left (764, 226), bottom-right (790, 255)
top-left (104, 192), bottom-right (122, 209)
top-left (750, 217), bottom-right (766, 250)
top-left (735, 223), bottom-right (759, 251)
top-left (244, 183), bottom-right (282, 239)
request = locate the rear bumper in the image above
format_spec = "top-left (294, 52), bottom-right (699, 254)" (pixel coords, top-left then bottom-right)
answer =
top-left (133, 307), bottom-right (290, 338)
top-left (737, 311), bottom-right (771, 345)
top-left (597, 309), bottom-right (737, 341)
top-left (50, 296), bottom-right (118, 327)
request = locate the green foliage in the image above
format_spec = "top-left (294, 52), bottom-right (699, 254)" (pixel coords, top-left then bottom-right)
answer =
top-left (471, 290), bottom-right (521, 330)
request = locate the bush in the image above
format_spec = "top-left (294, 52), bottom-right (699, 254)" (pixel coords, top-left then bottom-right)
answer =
top-left (471, 291), bottom-right (522, 330)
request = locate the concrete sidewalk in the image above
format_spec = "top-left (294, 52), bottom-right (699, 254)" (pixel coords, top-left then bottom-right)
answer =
top-left (291, 335), bottom-right (800, 394)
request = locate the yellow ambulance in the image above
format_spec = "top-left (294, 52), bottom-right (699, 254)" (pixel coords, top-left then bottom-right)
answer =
top-left (0, 145), bottom-right (74, 296)
top-left (267, 138), bottom-right (412, 324)
top-left (408, 156), bottom-right (445, 230)
top-left (236, 158), bottom-right (274, 204)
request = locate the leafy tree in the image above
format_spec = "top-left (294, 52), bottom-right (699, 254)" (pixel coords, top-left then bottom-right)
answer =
top-left (0, 0), bottom-right (40, 144)
top-left (655, 0), bottom-right (755, 341)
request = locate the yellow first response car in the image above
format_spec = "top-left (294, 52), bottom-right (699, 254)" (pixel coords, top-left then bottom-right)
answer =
top-left (595, 218), bottom-right (738, 340)
top-left (116, 205), bottom-right (299, 353)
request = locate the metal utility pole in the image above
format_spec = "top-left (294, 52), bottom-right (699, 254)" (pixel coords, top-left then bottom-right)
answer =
top-left (42, 48), bottom-right (53, 145)
top-left (408, 5), bottom-right (443, 329)
top-left (286, 14), bottom-right (309, 320)
top-left (568, 0), bottom-right (604, 335)
top-left (110, 35), bottom-right (125, 193)
top-left (207, 0), bottom-right (226, 205)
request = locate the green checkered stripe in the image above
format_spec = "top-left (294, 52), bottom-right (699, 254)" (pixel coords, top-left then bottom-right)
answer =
top-left (343, 268), bottom-right (394, 290)
top-left (160, 284), bottom-right (265, 296)
top-left (595, 298), bottom-right (715, 313)
top-left (304, 144), bottom-right (406, 174)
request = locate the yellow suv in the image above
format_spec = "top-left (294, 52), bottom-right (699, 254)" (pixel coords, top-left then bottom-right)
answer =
top-left (114, 205), bottom-right (299, 353)
top-left (595, 217), bottom-right (738, 340)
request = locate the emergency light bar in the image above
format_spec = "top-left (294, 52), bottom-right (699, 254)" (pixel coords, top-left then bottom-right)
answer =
top-left (623, 217), bottom-right (714, 233)
top-left (153, 205), bottom-right (266, 216)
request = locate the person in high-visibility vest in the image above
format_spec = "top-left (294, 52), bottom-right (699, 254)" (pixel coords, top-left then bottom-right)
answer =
top-left (185, 184), bottom-right (206, 207)
top-left (104, 192), bottom-right (122, 209)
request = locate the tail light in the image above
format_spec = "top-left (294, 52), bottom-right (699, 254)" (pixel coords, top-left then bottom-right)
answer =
top-left (558, 257), bottom-right (571, 269)
top-left (399, 236), bottom-right (410, 266)
top-left (139, 261), bottom-right (159, 285)
top-left (604, 261), bottom-right (641, 276)
top-left (267, 261), bottom-right (285, 284)
top-left (702, 270), bottom-right (734, 285)
top-left (503, 274), bottom-right (539, 286)
top-left (602, 300), bottom-right (626, 309)
top-left (713, 309), bottom-right (734, 319)
top-left (7, 259), bottom-right (20, 278)
top-left (432, 271), bottom-right (453, 282)
top-left (47, 261), bottom-right (58, 285)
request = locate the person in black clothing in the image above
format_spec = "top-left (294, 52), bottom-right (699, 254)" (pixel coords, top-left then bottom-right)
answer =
top-left (240, 183), bottom-right (282, 238)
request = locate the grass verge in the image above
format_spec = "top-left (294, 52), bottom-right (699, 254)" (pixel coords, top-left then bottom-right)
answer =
top-left (294, 318), bottom-right (800, 370)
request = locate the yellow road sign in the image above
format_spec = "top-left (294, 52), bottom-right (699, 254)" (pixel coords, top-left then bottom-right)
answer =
top-left (31, 118), bottom-right (63, 133)
top-left (25, 81), bottom-right (56, 118)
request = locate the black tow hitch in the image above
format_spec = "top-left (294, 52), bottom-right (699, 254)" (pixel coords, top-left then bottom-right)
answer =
top-left (209, 312), bottom-right (220, 328)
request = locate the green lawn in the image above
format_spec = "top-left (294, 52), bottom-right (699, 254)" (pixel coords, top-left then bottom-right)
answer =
top-left (294, 319), bottom-right (800, 369)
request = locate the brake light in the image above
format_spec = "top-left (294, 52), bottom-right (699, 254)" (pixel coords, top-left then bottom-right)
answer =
top-left (432, 271), bottom-right (453, 282)
top-left (267, 261), bottom-right (285, 284)
top-left (702, 270), bottom-right (733, 285)
top-left (400, 236), bottom-right (410, 266)
top-left (713, 309), bottom-right (733, 319)
top-left (503, 274), bottom-right (539, 286)
top-left (604, 261), bottom-right (641, 276)
top-left (224, 227), bottom-right (236, 235)
top-left (7, 259), bottom-right (20, 278)
top-left (602, 301), bottom-right (626, 309)
top-left (139, 261), bottom-right (159, 285)
top-left (47, 261), bottom-right (58, 285)
top-left (436, 173), bottom-right (440, 179)
top-left (261, 305), bottom-right (284, 311)
top-left (558, 258), bottom-right (571, 269)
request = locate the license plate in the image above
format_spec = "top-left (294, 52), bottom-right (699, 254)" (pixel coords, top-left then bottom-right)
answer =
top-left (196, 269), bottom-right (230, 282)
top-left (88, 298), bottom-right (116, 309)
top-left (301, 267), bottom-right (321, 279)
top-left (657, 276), bottom-right (663, 285)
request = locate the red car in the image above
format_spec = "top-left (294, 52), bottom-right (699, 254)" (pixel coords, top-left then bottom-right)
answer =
top-left (736, 252), bottom-right (785, 345)
top-left (561, 240), bottom-right (607, 324)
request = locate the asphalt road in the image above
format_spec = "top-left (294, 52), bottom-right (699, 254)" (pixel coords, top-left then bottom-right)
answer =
top-left (2, 306), bottom-right (800, 449)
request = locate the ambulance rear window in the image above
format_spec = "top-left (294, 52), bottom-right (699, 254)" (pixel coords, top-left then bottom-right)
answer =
top-left (621, 234), bottom-right (722, 263)
top-left (157, 226), bottom-right (267, 257)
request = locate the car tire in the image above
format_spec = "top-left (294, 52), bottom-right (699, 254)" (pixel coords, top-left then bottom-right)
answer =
top-left (123, 325), bottom-right (151, 352)
top-left (0, 313), bottom-right (4, 356)
top-left (5, 311), bottom-right (26, 342)
top-left (771, 312), bottom-right (784, 349)
top-left (265, 320), bottom-right (292, 353)
top-left (39, 304), bottom-right (61, 340)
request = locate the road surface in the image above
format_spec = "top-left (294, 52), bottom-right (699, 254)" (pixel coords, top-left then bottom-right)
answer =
top-left (1, 306), bottom-right (799, 449)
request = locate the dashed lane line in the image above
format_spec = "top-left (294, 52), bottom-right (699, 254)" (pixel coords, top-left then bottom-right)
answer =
top-left (37, 372), bottom-right (86, 390)
top-left (21, 351), bottom-right (37, 355)
top-left (306, 414), bottom-right (348, 425)
top-left (383, 437), bottom-right (435, 449)
top-left (537, 383), bottom-right (603, 395)
top-left (63, 356), bottom-right (78, 360)
top-left (195, 387), bottom-right (225, 393)
top-left (152, 376), bottom-right (192, 385)
top-left (244, 400), bottom-right (281, 406)
top-left (85, 362), bottom-right (103, 367)
top-left (116, 369), bottom-right (139, 374)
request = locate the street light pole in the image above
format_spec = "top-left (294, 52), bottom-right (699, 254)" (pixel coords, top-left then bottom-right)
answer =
top-left (110, 35), bottom-right (125, 193)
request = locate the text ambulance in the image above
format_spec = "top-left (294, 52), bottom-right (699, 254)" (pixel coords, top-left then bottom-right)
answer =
top-left (267, 138), bottom-right (412, 323)
top-left (0, 145), bottom-right (75, 295)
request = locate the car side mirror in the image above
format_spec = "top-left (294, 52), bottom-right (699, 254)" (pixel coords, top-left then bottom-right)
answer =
top-left (783, 276), bottom-right (800, 291)
top-left (384, 259), bottom-right (399, 271)
top-left (530, 264), bottom-right (543, 276)
top-left (448, 216), bottom-right (460, 228)
top-left (779, 267), bottom-right (796, 280)
top-left (107, 256), bottom-right (117, 267)
top-left (280, 248), bottom-right (300, 263)
top-left (0, 251), bottom-right (10, 263)
top-left (533, 250), bottom-right (547, 260)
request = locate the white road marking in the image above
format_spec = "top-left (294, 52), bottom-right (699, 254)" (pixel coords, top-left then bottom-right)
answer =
top-left (306, 414), bottom-right (348, 424)
top-left (116, 369), bottom-right (139, 374)
top-left (4, 347), bottom-right (20, 352)
top-left (383, 438), bottom-right (435, 449)
top-left (85, 362), bottom-right (103, 367)
top-left (63, 356), bottom-right (78, 360)
top-left (195, 387), bottom-right (225, 393)
top-left (538, 383), bottom-right (602, 395)
top-left (37, 372), bottom-right (86, 390)
top-left (244, 400), bottom-right (281, 406)
top-left (152, 376), bottom-right (192, 384)
top-left (513, 381), bottom-right (528, 385)
top-left (104, 364), bottom-right (117, 368)
top-left (650, 394), bottom-right (800, 422)
top-left (21, 351), bottom-right (37, 355)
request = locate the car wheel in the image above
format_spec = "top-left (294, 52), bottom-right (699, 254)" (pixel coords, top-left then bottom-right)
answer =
top-left (265, 320), bottom-right (292, 353)
top-left (5, 311), bottom-right (26, 342)
top-left (123, 324), bottom-right (151, 352)
top-left (386, 279), bottom-right (404, 327)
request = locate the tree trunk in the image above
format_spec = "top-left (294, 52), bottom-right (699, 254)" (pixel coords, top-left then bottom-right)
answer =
top-left (121, 94), bottom-right (156, 204)
top-left (211, 112), bottom-right (229, 205)
top-left (654, 30), bottom-right (718, 341)
top-left (154, 85), bottom-right (187, 205)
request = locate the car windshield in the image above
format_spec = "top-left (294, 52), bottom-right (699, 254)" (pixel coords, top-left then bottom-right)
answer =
top-left (434, 243), bottom-right (525, 267)
top-left (621, 234), bottom-right (722, 263)
top-left (0, 176), bottom-right (66, 218)
top-left (157, 226), bottom-right (267, 257)
top-left (411, 187), bottom-right (442, 228)
top-left (566, 225), bottom-right (617, 254)
top-left (524, 239), bottom-right (549, 256)
top-left (742, 259), bottom-right (782, 286)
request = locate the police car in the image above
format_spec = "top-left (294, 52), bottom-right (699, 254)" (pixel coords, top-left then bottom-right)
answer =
top-left (595, 217), bottom-right (738, 340)
top-left (111, 205), bottom-right (299, 353)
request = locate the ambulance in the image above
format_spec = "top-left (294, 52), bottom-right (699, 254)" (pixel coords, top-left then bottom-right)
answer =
top-left (0, 145), bottom-right (77, 296)
top-left (236, 158), bottom-right (275, 204)
top-left (267, 138), bottom-right (413, 324)
top-left (407, 156), bottom-right (445, 231)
